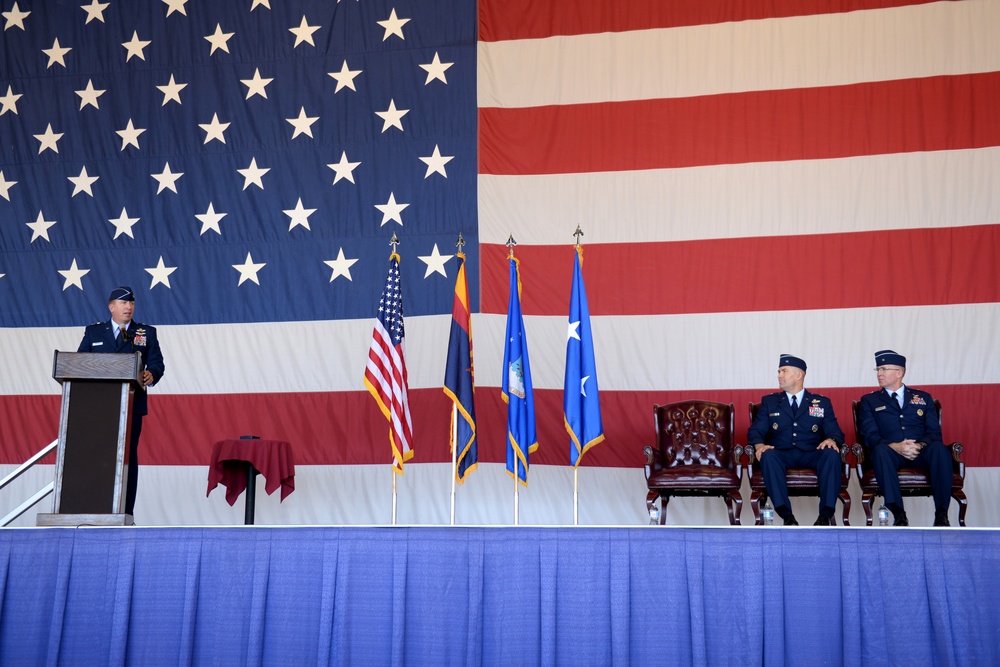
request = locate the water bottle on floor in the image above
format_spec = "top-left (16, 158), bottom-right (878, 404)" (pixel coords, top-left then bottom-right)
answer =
top-left (648, 503), bottom-right (660, 525)
top-left (762, 499), bottom-right (774, 526)
top-left (877, 503), bottom-right (890, 526)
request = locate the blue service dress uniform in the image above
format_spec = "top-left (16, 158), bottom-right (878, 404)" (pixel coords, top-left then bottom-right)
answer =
top-left (747, 390), bottom-right (845, 512)
top-left (857, 387), bottom-right (952, 511)
top-left (78, 320), bottom-right (165, 515)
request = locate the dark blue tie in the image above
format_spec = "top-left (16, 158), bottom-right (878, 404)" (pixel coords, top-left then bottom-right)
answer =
top-left (790, 396), bottom-right (798, 413)
top-left (890, 391), bottom-right (899, 408)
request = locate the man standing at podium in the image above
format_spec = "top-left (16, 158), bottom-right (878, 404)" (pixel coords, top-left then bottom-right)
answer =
top-left (78, 286), bottom-right (165, 517)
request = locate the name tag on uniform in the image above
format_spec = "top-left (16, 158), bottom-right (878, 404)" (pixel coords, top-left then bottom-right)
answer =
top-left (875, 405), bottom-right (886, 411)
top-left (93, 341), bottom-right (103, 346)
top-left (769, 412), bottom-right (780, 417)
top-left (808, 406), bottom-right (824, 418)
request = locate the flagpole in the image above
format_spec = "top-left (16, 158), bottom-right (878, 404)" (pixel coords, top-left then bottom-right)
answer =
top-left (514, 458), bottom-right (519, 526)
top-left (450, 404), bottom-right (458, 525)
top-left (573, 226), bottom-right (584, 527)
top-left (574, 467), bottom-right (579, 526)
top-left (391, 468), bottom-right (397, 525)
top-left (390, 232), bottom-right (400, 527)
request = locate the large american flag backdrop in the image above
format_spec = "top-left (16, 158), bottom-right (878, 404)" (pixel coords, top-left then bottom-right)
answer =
top-left (1, 0), bottom-right (998, 526)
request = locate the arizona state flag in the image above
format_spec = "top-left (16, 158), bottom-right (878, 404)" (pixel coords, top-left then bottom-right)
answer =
top-left (443, 251), bottom-right (477, 482)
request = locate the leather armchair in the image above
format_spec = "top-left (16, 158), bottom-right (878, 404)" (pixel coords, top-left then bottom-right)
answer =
top-left (643, 401), bottom-right (744, 525)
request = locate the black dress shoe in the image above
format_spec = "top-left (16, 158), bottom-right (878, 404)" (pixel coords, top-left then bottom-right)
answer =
top-left (933, 514), bottom-right (951, 527)
top-left (783, 515), bottom-right (799, 526)
top-left (893, 513), bottom-right (909, 526)
top-left (813, 515), bottom-right (832, 526)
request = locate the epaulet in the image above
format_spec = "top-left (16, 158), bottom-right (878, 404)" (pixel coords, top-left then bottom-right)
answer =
top-left (91, 321), bottom-right (103, 325)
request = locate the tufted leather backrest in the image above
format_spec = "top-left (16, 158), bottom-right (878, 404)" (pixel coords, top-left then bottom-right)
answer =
top-left (654, 401), bottom-right (735, 469)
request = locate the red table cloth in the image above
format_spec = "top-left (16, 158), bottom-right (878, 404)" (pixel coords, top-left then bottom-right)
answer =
top-left (206, 439), bottom-right (295, 506)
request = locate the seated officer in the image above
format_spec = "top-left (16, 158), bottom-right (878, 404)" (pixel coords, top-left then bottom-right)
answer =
top-left (857, 350), bottom-right (952, 526)
top-left (748, 354), bottom-right (845, 525)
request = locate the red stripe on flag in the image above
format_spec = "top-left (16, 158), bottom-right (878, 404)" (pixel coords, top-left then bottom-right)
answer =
top-left (479, 226), bottom-right (1000, 316)
top-left (479, 0), bottom-right (942, 41)
top-left (479, 72), bottom-right (1000, 175)
top-left (4, 384), bottom-right (996, 467)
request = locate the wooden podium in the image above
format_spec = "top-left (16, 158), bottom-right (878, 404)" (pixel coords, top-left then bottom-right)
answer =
top-left (37, 351), bottom-right (143, 527)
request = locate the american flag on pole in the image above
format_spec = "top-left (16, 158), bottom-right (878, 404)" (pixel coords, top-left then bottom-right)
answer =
top-left (364, 251), bottom-right (413, 474)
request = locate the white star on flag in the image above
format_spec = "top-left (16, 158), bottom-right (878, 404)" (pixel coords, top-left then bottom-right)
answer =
top-left (196, 203), bottom-right (227, 235)
top-left (419, 52), bottom-right (453, 85)
top-left (286, 107), bottom-right (319, 139)
top-left (241, 68), bottom-right (273, 99)
top-left (152, 162), bottom-right (184, 194)
top-left (0, 171), bottom-right (16, 201)
top-left (109, 208), bottom-right (140, 239)
top-left (157, 74), bottom-right (187, 106)
top-left (417, 243), bottom-right (453, 278)
top-left (33, 124), bottom-right (63, 154)
top-left (27, 211), bottom-right (57, 243)
top-left (146, 256), bottom-right (178, 288)
top-left (43, 38), bottom-right (72, 68)
top-left (58, 259), bottom-right (90, 291)
top-left (324, 248), bottom-right (358, 282)
top-left (283, 198), bottom-right (317, 231)
top-left (238, 158), bottom-right (270, 190)
top-left (567, 320), bottom-right (581, 340)
top-left (122, 31), bottom-right (151, 61)
top-left (327, 152), bottom-right (360, 184)
top-left (75, 80), bottom-right (105, 110)
top-left (3, 3), bottom-right (30, 31)
top-left (68, 166), bottom-right (99, 197)
top-left (163, 0), bottom-right (188, 18)
top-left (419, 145), bottom-right (454, 178)
top-left (377, 8), bottom-right (409, 41)
top-left (250, 0), bottom-right (270, 10)
top-left (199, 113), bottom-right (230, 144)
top-left (289, 16), bottom-right (320, 47)
top-left (233, 253), bottom-right (266, 286)
top-left (328, 60), bottom-right (361, 93)
top-left (375, 193), bottom-right (409, 226)
top-left (116, 119), bottom-right (146, 150)
top-left (205, 24), bottom-right (234, 55)
top-left (0, 86), bottom-right (22, 115)
top-left (81, 0), bottom-right (109, 24)
top-left (376, 99), bottom-right (409, 133)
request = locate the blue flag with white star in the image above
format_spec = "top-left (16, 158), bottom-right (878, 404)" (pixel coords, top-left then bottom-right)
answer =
top-left (564, 246), bottom-right (604, 467)
top-left (501, 256), bottom-right (537, 485)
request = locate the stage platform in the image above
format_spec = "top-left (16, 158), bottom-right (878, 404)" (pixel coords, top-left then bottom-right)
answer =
top-left (1, 526), bottom-right (997, 666)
